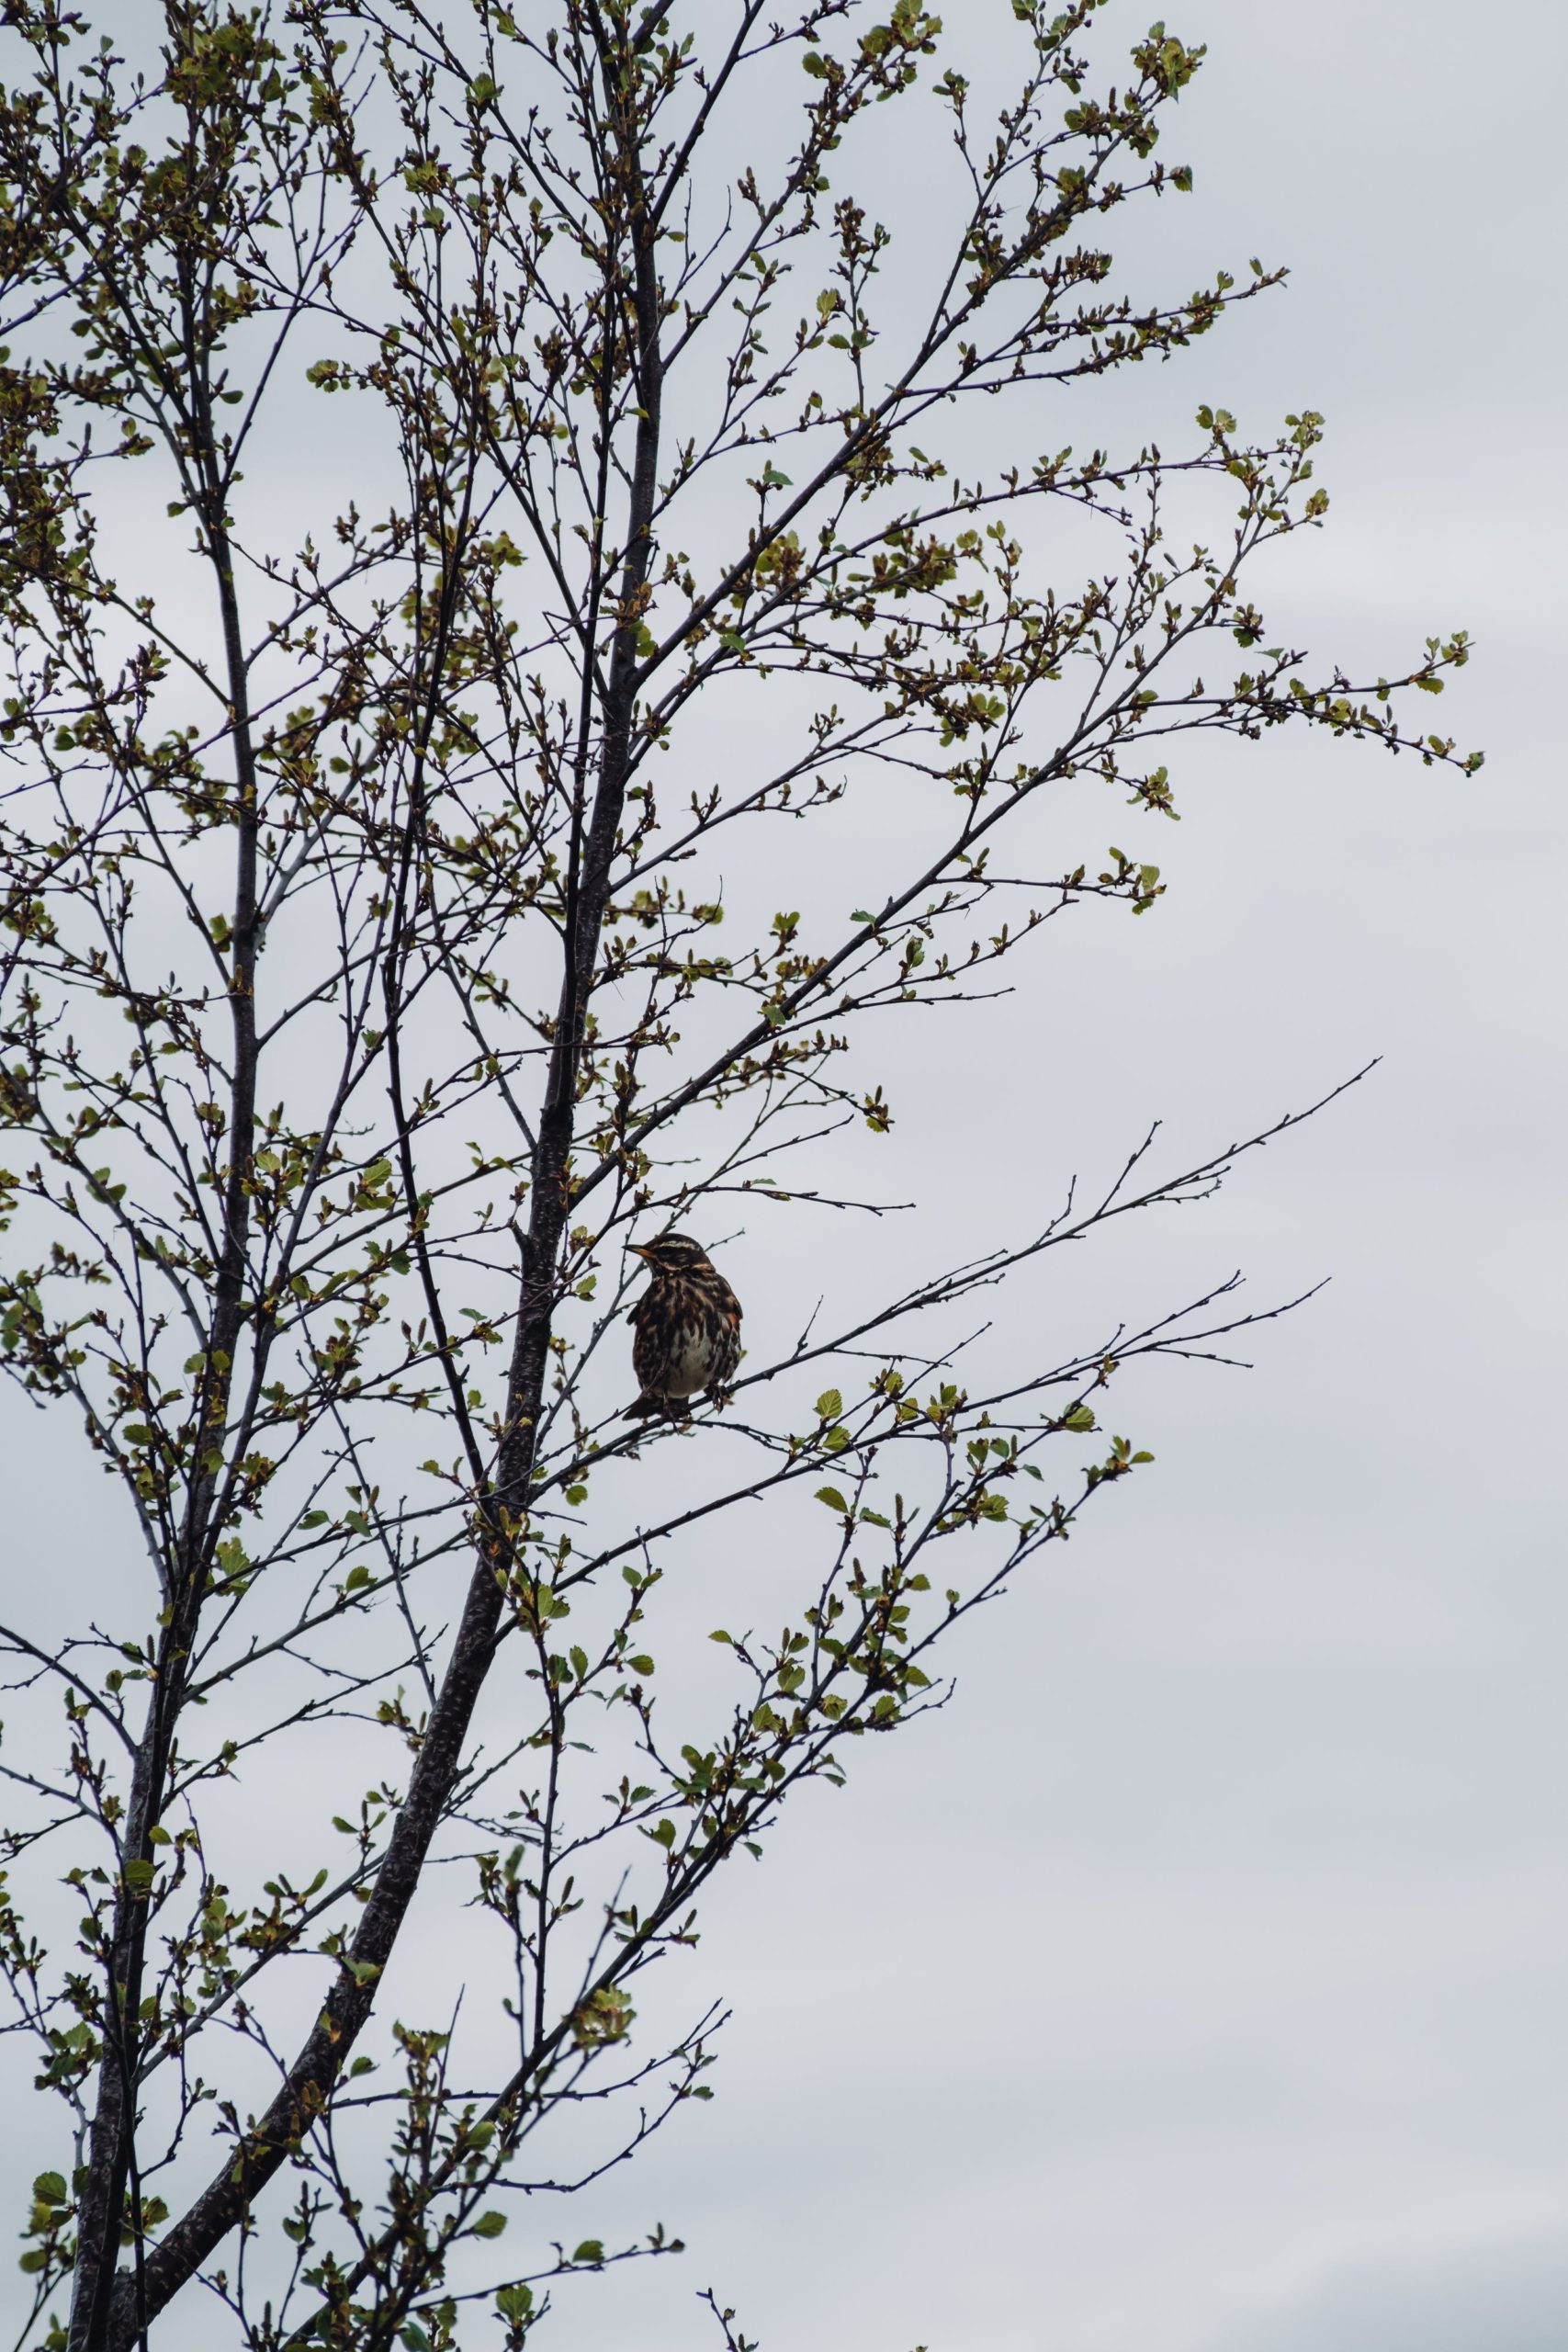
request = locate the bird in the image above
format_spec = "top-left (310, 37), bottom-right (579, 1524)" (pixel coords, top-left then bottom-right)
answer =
top-left (625, 1232), bottom-right (742, 1420)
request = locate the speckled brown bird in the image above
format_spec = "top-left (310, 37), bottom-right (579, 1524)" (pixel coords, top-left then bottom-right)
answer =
top-left (625, 1233), bottom-right (742, 1419)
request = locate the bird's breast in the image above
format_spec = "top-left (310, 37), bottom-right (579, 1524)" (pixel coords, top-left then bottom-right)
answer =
top-left (662, 1317), bottom-right (722, 1397)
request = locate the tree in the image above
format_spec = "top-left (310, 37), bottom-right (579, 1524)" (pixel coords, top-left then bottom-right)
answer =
top-left (0, 2), bottom-right (1474, 2346)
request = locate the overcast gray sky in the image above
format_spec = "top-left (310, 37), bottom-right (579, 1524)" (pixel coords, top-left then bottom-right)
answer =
top-left (2, 2), bottom-right (1562, 2346)
top-left (517, 3), bottom-right (1568, 2346)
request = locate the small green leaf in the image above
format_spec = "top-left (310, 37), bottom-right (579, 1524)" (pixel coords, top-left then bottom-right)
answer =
top-left (814, 1486), bottom-right (849, 1512)
top-left (572, 2239), bottom-right (605, 2266)
top-left (815, 1387), bottom-right (842, 1419)
top-left (1063, 1405), bottom-right (1096, 1432)
top-left (472, 2209), bottom-right (508, 2238)
top-left (32, 2171), bottom-right (67, 2208)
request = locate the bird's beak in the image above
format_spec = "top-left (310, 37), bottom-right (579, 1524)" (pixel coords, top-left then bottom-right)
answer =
top-left (627, 1243), bottom-right (655, 1261)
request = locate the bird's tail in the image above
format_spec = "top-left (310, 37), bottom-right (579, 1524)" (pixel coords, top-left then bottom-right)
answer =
top-left (625, 1393), bottom-right (666, 1420)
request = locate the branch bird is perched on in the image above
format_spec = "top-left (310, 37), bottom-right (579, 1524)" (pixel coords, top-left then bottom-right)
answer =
top-left (625, 1234), bottom-right (742, 1420)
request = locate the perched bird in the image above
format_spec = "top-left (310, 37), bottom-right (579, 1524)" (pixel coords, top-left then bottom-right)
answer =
top-left (625, 1233), bottom-right (742, 1419)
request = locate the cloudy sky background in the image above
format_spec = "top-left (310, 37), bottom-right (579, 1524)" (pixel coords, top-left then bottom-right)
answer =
top-left (527, 3), bottom-right (1568, 2347)
top-left (2, 0), bottom-right (1563, 2345)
